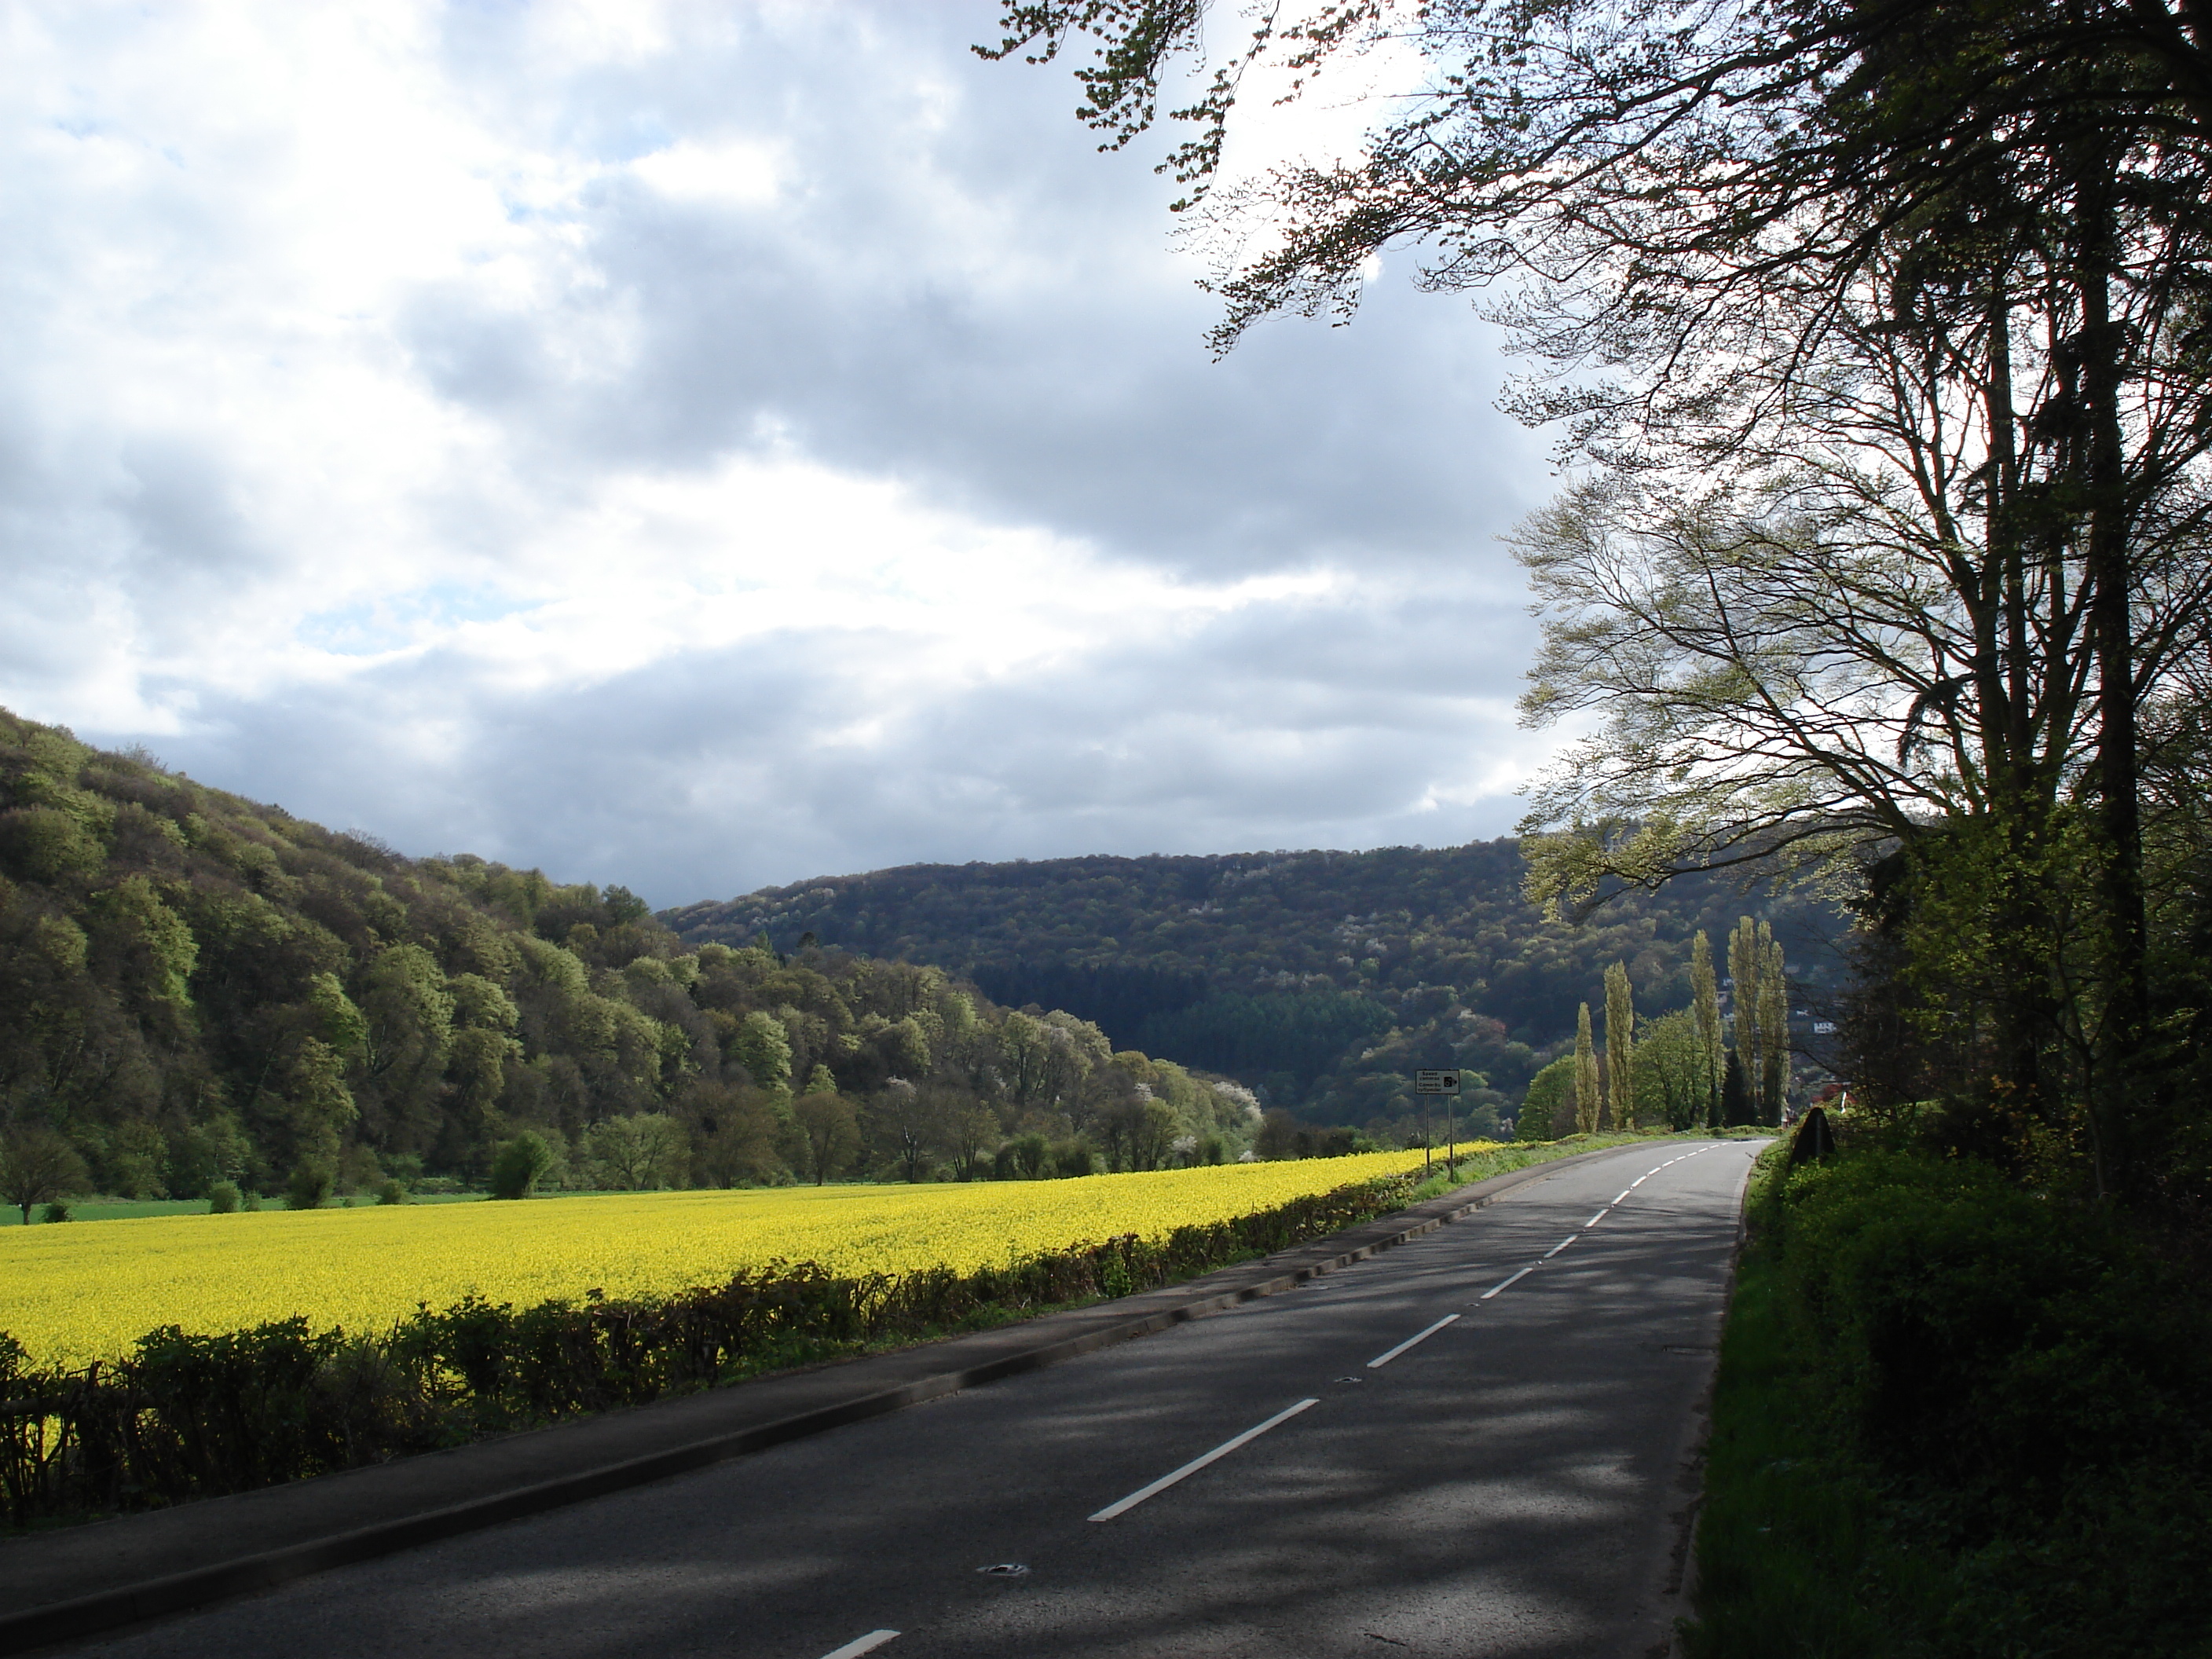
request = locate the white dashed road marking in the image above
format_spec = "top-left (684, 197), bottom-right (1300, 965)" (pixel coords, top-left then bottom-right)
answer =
top-left (1090, 1398), bottom-right (1320, 1522)
top-left (1366, 1315), bottom-right (1461, 1370)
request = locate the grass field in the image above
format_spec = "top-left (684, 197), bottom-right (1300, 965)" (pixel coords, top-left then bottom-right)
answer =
top-left (0, 1192), bottom-right (497, 1225)
top-left (2, 1151), bottom-right (1442, 1368)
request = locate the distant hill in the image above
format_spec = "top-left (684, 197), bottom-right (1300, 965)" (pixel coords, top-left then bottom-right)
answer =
top-left (664, 842), bottom-right (1855, 1128)
top-left (0, 708), bottom-right (1254, 1201)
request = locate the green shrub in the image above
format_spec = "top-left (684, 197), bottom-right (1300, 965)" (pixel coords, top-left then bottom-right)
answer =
top-left (284, 1164), bottom-right (333, 1211)
top-left (488, 1133), bottom-right (554, 1200)
top-left (375, 1178), bottom-right (408, 1206)
top-left (1689, 1142), bottom-right (2212, 1657)
top-left (38, 1201), bottom-right (71, 1223)
top-left (1771, 1151), bottom-right (2207, 1506)
top-left (1004, 1133), bottom-right (1049, 1177)
top-left (240, 1188), bottom-right (262, 1211)
top-left (207, 1181), bottom-right (240, 1214)
top-left (1049, 1138), bottom-right (1096, 1177)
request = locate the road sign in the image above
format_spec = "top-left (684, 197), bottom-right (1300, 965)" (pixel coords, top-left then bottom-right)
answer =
top-left (1415, 1069), bottom-right (1461, 1096)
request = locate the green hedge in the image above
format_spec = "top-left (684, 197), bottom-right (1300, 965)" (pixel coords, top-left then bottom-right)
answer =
top-left (1686, 1135), bottom-right (2212, 1657)
top-left (0, 1173), bottom-right (1415, 1529)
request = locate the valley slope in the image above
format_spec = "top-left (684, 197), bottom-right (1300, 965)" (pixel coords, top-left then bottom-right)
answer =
top-left (666, 844), bottom-right (1852, 1131)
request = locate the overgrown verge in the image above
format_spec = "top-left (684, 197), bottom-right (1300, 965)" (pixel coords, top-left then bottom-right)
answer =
top-left (1685, 1127), bottom-right (2212, 1657)
top-left (0, 1171), bottom-right (1426, 1529)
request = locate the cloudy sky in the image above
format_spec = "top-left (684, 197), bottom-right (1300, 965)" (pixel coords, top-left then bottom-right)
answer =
top-left (1, 1), bottom-right (1561, 906)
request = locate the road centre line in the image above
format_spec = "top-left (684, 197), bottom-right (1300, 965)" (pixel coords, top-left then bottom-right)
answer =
top-left (1090, 1398), bottom-right (1320, 1522)
top-left (818, 1632), bottom-right (899, 1659)
top-left (1630, 1176), bottom-right (1649, 1187)
top-left (1480, 1265), bottom-right (1536, 1300)
top-left (1365, 1314), bottom-right (1459, 1369)
top-left (1543, 1235), bottom-right (1578, 1258)
top-left (1585, 1211), bottom-right (1609, 1229)
top-left (1613, 1190), bottom-right (1633, 1204)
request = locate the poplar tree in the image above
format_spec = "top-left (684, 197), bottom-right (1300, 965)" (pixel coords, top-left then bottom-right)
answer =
top-left (1727, 918), bottom-right (1763, 1110)
top-left (1760, 936), bottom-right (1791, 1125)
top-left (1603, 961), bottom-right (1635, 1132)
top-left (1690, 931), bottom-right (1724, 1130)
top-left (1574, 1002), bottom-right (1600, 1134)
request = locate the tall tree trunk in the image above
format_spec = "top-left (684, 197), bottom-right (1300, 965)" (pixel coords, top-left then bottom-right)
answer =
top-left (2076, 162), bottom-right (2147, 1196)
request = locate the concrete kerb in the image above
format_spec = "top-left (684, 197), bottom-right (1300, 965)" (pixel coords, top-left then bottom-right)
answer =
top-left (0, 1139), bottom-right (1658, 1655)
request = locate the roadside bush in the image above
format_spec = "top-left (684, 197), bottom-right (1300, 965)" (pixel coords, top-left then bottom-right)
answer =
top-left (38, 1202), bottom-right (71, 1224)
top-left (375, 1178), bottom-right (408, 1206)
top-left (206, 1181), bottom-right (240, 1214)
top-left (1690, 1138), bottom-right (2212, 1657)
top-left (1774, 1152), bottom-right (2210, 1507)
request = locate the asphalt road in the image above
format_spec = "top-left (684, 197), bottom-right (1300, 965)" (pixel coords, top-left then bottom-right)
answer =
top-left (66, 1139), bottom-right (1762, 1659)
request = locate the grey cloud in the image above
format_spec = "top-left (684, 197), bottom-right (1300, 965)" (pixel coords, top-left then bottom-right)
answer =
top-left (31, 2), bottom-right (1565, 901)
top-left (127, 573), bottom-right (1536, 905)
top-left (403, 4), bottom-right (1549, 580)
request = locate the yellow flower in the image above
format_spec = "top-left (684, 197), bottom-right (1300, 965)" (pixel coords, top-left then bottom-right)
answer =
top-left (1, 1151), bottom-right (1451, 1368)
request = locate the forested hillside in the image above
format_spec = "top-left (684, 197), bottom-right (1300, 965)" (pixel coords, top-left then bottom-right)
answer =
top-left (665, 844), bottom-right (1852, 1130)
top-left (0, 710), bottom-right (1259, 1202)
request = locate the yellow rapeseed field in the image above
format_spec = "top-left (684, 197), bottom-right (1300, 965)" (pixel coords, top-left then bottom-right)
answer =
top-left (1, 1151), bottom-right (1443, 1368)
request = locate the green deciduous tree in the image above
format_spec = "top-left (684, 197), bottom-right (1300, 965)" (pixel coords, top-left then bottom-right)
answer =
top-left (1760, 935), bottom-right (1790, 1126)
top-left (677, 1077), bottom-right (782, 1188)
top-left (1518, 1056), bottom-right (1574, 1142)
top-left (731, 1010), bottom-right (793, 1097)
top-left (284, 1160), bottom-right (333, 1210)
top-left (988, 0), bottom-right (2212, 1193)
top-left (869, 1077), bottom-right (936, 1182)
top-left (1636, 1009), bottom-right (1708, 1133)
top-left (790, 1091), bottom-right (860, 1186)
top-left (587, 1113), bottom-right (687, 1191)
top-left (933, 1087), bottom-right (1003, 1181)
top-left (0, 1126), bottom-right (88, 1224)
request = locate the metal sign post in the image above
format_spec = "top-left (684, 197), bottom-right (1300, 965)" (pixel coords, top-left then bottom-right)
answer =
top-left (1415, 1070), bottom-right (1462, 1177)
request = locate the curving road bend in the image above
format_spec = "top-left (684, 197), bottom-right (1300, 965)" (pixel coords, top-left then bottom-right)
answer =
top-left (67, 1139), bottom-right (1764, 1659)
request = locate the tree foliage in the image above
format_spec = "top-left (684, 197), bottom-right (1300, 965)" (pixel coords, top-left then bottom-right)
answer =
top-left (987, 0), bottom-right (2212, 1195)
top-left (0, 709), bottom-right (1272, 1201)
top-left (670, 841), bottom-right (1847, 1131)
top-left (1573, 1002), bottom-right (1600, 1135)
top-left (0, 1126), bottom-right (88, 1225)
top-left (1603, 961), bottom-right (1635, 1130)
